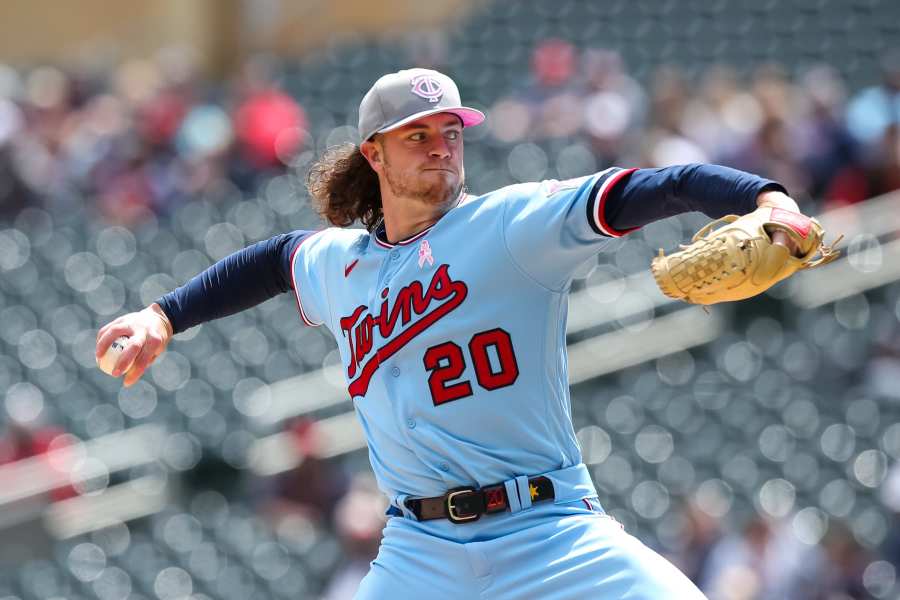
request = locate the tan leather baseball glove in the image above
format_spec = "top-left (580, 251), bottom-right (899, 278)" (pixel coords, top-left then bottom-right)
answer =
top-left (650, 207), bottom-right (842, 305)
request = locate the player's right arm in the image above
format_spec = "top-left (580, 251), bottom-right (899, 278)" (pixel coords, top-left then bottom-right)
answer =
top-left (95, 230), bottom-right (314, 386)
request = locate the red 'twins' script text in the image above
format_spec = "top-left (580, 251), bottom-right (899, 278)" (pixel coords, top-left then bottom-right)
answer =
top-left (339, 264), bottom-right (468, 398)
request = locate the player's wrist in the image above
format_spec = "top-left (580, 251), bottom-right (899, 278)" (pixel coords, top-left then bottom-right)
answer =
top-left (147, 303), bottom-right (174, 339)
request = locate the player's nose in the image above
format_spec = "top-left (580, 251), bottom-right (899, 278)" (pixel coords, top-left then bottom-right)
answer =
top-left (427, 137), bottom-right (452, 159)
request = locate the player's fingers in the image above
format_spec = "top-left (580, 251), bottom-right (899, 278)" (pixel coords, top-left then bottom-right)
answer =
top-left (96, 321), bottom-right (117, 354)
top-left (96, 313), bottom-right (130, 341)
top-left (122, 340), bottom-right (161, 387)
top-left (96, 323), bottom-right (108, 345)
top-left (96, 323), bottom-right (135, 359)
top-left (112, 332), bottom-right (146, 377)
top-left (122, 331), bottom-right (167, 386)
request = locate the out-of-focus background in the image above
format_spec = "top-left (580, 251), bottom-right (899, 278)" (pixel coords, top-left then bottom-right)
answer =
top-left (1, 0), bottom-right (900, 598)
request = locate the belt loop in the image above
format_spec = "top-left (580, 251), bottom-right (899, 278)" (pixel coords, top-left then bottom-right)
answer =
top-left (515, 475), bottom-right (532, 510)
top-left (504, 479), bottom-right (522, 513)
top-left (393, 494), bottom-right (419, 521)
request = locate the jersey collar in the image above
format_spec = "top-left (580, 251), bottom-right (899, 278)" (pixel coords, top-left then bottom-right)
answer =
top-left (373, 222), bottom-right (435, 249)
top-left (372, 188), bottom-right (468, 250)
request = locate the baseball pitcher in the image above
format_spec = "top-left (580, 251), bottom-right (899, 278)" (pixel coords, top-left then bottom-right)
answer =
top-left (97, 68), bottom-right (836, 599)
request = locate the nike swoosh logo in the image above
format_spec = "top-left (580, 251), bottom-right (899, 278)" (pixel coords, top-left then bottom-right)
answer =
top-left (344, 259), bottom-right (359, 277)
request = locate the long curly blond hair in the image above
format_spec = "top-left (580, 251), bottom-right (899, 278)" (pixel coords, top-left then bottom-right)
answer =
top-left (306, 143), bottom-right (382, 231)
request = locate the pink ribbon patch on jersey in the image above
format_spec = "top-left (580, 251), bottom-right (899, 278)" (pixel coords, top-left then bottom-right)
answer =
top-left (418, 240), bottom-right (434, 267)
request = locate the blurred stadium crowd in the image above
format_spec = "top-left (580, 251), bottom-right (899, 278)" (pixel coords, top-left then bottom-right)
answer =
top-left (1, 0), bottom-right (900, 599)
top-left (1, 36), bottom-right (900, 225)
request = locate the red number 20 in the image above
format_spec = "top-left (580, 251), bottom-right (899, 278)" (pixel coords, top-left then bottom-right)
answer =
top-left (423, 328), bottom-right (519, 406)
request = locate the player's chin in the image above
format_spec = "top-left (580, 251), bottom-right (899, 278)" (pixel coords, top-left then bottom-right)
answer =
top-left (417, 177), bottom-right (458, 202)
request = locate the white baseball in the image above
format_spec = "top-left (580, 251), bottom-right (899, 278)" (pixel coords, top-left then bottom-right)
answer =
top-left (97, 336), bottom-right (130, 376)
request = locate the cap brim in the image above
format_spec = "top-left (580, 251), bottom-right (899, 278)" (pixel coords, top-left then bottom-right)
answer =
top-left (377, 107), bottom-right (485, 136)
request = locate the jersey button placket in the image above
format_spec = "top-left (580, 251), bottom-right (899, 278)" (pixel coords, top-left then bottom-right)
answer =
top-left (390, 366), bottom-right (400, 377)
top-left (406, 418), bottom-right (416, 429)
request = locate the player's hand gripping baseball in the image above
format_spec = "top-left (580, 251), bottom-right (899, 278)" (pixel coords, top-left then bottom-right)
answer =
top-left (96, 303), bottom-right (173, 386)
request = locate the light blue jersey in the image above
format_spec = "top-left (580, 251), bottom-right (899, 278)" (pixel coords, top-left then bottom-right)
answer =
top-left (154, 160), bottom-right (735, 598)
top-left (291, 167), bottom-right (634, 506)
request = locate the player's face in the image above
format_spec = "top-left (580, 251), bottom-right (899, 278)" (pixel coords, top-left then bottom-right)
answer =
top-left (375, 113), bottom-right (465, 205)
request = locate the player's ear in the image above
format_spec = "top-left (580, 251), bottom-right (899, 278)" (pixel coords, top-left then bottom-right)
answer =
top-left (360, 138), bottom-right (383, 173)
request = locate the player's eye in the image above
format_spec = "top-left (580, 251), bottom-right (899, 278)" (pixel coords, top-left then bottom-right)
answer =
top-left (445, 130), bottom-right (460, 140)
top-left (409, 132), bottom-right (426, 141)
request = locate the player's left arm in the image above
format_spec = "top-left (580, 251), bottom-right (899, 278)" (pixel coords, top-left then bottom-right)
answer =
top-left (602, 164), bottom-right (802, 252)
top-left (504, 163), bottom-right (799, 291)
top-left (599, 164), bottom-right (785, 233)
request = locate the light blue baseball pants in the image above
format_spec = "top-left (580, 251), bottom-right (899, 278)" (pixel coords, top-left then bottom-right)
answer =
top-left (355, 497), bottom-right (708, 599)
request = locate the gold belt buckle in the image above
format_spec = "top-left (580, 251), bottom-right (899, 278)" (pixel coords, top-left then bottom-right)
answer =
top-left (446, 489), bottom-right (480, 523)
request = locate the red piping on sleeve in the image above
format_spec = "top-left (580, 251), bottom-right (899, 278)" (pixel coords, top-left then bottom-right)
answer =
top-left (594, 167), bottom-right (639, 238)
top-left (289, 230), bottom-right (326, 327)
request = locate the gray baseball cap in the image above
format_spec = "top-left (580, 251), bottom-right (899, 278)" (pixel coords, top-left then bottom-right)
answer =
top-left (358, 68), bottom-right (485, 142)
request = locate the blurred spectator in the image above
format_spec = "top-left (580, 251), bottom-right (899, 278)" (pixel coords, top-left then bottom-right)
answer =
top-left (795, 66), bottom-right (861, 203)
top-left (700, 513), bottom-right (871, 600)
top-left (880, 460), bottom-right (900, 569)
top-left (672, 500), bottom-right (723, 587)
top-left (0, 95), bottom-right (32, 217)
top-left (701, 515), bottom-right (773, 599)
top-left (700, 515), bottom-right (806, 600)
top-left (530, 39), bottom-right (582, 139)
top-left (260, 418), bottom-right (350, 525)
top-left (681, 66), bottom-right (759, 162)
top-left (12, 67), bottom-right (75, 204)
top-left (233, 57), bottom-right (308, 171)
top-left (846, 49), bottom-right (900, 146)
top-left (582, 48), bottom-right (646, 164)
top-left (812, 522), bottom-right (870, 599)
top-left (528, 38), bottom-right (578, 98)
top-left (488, 39), bottom-right (582, 142)
top-left (642, 66), bottom-right (709, 167)
top-left (867, 123), bottom-right (900, 197)
top-left (723, 66), bottom-right (811, 198)
top-left (320, 474), bottom-right (386, 600)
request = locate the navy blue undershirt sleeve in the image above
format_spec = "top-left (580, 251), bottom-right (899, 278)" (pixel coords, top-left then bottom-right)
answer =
top-left (603, 164), bottom-right (786, 232)
top-left (156, 230), bottom-right (313, 334)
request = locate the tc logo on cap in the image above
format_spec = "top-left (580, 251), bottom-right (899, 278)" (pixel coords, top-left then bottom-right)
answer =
top-left (410, 74), bottom-right (444, 103)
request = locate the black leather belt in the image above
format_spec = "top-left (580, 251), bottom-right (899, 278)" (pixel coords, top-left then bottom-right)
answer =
top-left (403, 476), bottom-right (555, 524)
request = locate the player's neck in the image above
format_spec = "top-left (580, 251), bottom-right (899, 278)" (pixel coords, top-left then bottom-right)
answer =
top-left (380, 189), bottom-right (464, 243)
